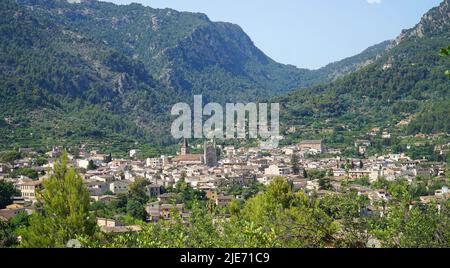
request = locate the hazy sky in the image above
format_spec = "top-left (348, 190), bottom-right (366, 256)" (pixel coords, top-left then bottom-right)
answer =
top-left (103, 0), bottom-right (442, 69)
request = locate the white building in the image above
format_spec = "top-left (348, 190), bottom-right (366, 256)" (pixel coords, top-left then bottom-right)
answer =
top-left (16, 180), bottom-right (42, 203)
top-left (77, 159), bottom-right (89, 169)
top-left (224, 146), bottom-right (236, 156)
top-left (129, 149), bottom-right (140, 158)
top-left (146, 157), bottom-right (163, 168)
top-left (265, 165), bottom-right (292, 176)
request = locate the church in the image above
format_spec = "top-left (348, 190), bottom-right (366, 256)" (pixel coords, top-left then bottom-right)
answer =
top-left (171, 139), bottom-right (217, 167)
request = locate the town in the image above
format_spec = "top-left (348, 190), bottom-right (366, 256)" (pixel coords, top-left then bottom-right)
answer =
top-left (1, 132), bottom-right (449, 238)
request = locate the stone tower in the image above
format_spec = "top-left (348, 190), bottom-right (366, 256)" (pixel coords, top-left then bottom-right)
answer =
top-left (181, 138), bottom-right (189, 155)
top-left (203, 139), bottom-right (218, 167)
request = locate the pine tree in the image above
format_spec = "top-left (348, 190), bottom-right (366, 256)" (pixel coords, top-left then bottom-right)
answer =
top-left (20, 154), bottom-right (97, 247)
top-left (0, 181), bottom-right (19, 209)
top-left (291, 154), bottom-right (300, 175)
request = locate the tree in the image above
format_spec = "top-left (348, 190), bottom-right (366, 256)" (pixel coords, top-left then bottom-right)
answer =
top-left (9, 210), bottom-right (29, 229)
top-left (87, 160), bottom-right (97, 170)
top-left (240, 177), bottom-right (337, 247)
top-left (20, 154), bottom-right (97, 247)
top-left (440, 46), bottom-right (450, 77)
top-left (319, 177), bottom-right (332, 190)
top-left (0, 150), bottom-right (21, 165)
top-left (128, 178), bottom-right (150, 205)
top-left (372, 177), bottom-right (389, 190)
top-left (9, 167), bottom-right (39, 180)
top-left (308, 169), bottom-right (327, 180)
top-left (291, 154), bottom-right (300, 175)
top-left (125, 178), bottom-right (150, 220)
top-left (0, 211), bottom-right (30, 248)
top-left (126, 199), bottom-right (147, 221)
top-left (0, 181), bottom-right (19, 209)
top-left (303, 169), bottom-right (308, 178)
top-left (370, 200), bottom-right (450, 248)
top-left (353, 176), bottom-right (370, 187)
top-left (171, 175), bottom-right (206, 209)
top-left (103, 190), bottom-right (114, 196)
top-left (369, 181), bottom-right (450, 248)
top-left (320, 191), bottom-right (370, 248)
top-left (0, 221), bottom-right (17, 248)
top-left (35, 156), bottom-right (48, 166)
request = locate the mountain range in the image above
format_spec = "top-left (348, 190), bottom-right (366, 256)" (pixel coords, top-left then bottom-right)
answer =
top-left (0, 0), bottom-right (448, 151)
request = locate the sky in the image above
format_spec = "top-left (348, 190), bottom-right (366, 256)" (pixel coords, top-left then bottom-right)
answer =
top-left (103, 0), bottom-right (443, 69)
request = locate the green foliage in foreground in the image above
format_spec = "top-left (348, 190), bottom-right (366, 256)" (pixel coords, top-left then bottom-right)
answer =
top-left (0, 211), bottom-right (29, 248)
top-left (19, 154), bottom-right (97, 248)
top-left (79, 178), bottom-right (450, 248)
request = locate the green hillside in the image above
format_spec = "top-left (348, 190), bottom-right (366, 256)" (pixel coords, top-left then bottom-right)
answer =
top-left (16, 0), bottom-right (327, 102)
top-left (0, 0), bottom-right (179, 151)
top-left (276, 0), bottom-right (450, 145)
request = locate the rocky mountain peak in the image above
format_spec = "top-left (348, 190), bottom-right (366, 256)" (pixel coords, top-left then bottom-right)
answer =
top-left (393, 0), bottom-right (449, 46)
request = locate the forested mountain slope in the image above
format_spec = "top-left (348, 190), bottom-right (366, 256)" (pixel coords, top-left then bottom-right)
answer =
top-left (16, 0), bottom-right (327, 102)
top-left (2, 0), bottom-right (447, 151)
top-left (0, 0), bottom-right (178, 150)
top-left (276, 0), bottom-right (450, 137)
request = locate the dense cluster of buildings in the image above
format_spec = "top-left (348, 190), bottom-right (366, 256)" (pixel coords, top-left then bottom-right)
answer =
top-left (1, 138), bottom-right (449, 231)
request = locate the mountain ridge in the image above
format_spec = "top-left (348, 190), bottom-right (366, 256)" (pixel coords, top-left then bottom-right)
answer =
top-left (316, 40), bottom-right (391, 81)
top-left (16, 0), bottom-right (393, 102)
top-left (1, 0), bottom-right (447, 151)
top-left (276, 0), bottom-right (449, 144)
top-left (16, 0), bottom-right (323, 102)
